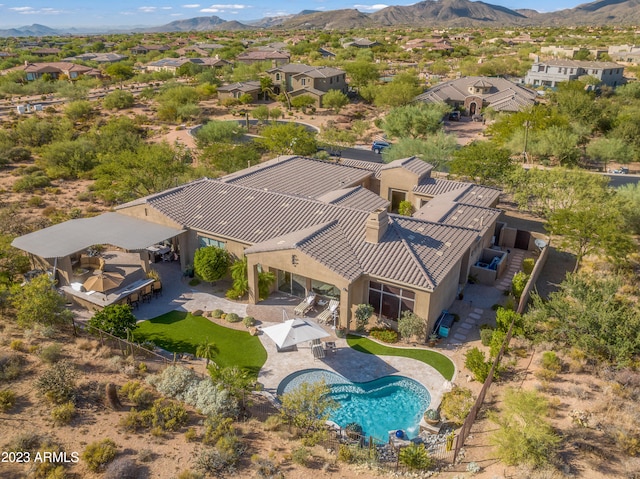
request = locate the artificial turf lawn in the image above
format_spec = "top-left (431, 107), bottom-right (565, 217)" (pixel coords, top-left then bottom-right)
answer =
top-left (135, 311), bottom-right (267, 377)
top-left (346, 334), bottom-right (455, 381)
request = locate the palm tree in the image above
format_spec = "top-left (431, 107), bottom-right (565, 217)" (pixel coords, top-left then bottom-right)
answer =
top-left (196, 339), bottom-right (219, 368)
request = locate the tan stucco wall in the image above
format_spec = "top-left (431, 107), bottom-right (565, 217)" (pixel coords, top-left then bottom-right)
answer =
top-left (426, 257), bottom-right (463, 332)
top-left (379, 168), bottom-right (422, 209)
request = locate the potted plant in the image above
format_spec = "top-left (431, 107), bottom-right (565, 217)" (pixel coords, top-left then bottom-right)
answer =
top-left (428, 333), bottom-right (439, 346)
top-left (335, 327), bottom-right (347, 339)
top-left (424, 408), bottom-right (440, 426)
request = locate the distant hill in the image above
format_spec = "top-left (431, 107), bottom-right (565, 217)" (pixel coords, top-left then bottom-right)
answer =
top-left (141, 16), bottom-right (246, 32)
top-left (371, 0), bottom-right (529, 27)
top-left (2, 0), bottom-right (640, 36)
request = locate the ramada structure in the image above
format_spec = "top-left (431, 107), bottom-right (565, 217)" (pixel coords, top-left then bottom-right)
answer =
top-left (13, 156), bottom-right (529, 333)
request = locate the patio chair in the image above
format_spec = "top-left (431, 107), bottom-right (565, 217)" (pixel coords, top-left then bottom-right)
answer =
top-left (316, 299), bottom-right (339, 324)
top-left (312, 343), bottom-right (326, 360)
top-left (294, 293), bottom-right (316, 315)
top-left (141, 284), bottom-right (153, 303)
top-left (128, 292), bottom-right (140, 310)
top-left (152, 280), bottom-right (162, 298)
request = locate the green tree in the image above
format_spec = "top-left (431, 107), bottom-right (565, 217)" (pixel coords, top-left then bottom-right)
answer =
top-left (193, 246), bottom-right (230, 283)
top-left (290, 95), bottom-right (316, 111)
top-left (280, 381), bottom-right (336, 435)
top-left (398, 443), bottom-right (434, 470)
top-left (256, 123), bottom-right (317, 156)
top-left (88, 304), bottom-right (137, 339)
top-left (344, 61), bottom-right (379, 90)
top-left (464, 347), bottom-right (491, 382)
top-left (199, 143), bottom-right (260, 174)
top-left (93, 142), bottom-right (192, 203)
top-left (532, 125), bottom-right (580, 166)
top-left (251, 105), bottom-right (270, 123)
top-left (489, 388), bottom-right (560, 467)
top-left (196, 339), bottom-right (219, 368)
top-left (374, 75), bottom-right (423, 108)
top-left (398, 200), bottom-right (414, 216)
top-left (398, 310), bottom-right (427, 342)
top-left (39, 138), bottom-right (97, 179)
top-left (11, 274), bottom-right (73, 328)
top-left (195, 121), bottom-right (246, 147)
top-left (450, 141), bottom-right (514, 186)
top-left (617, 183), bottom-right (640, 234)
top-left (258, 270), bottom-right (276, 301)
top-left (382, 133), bottom-right (458, 171)
top-left (322, 90), bottom-right (349, 113)
top-left (227, 256), bottom-right (248, 300)
top-left (586, 137), bottom-right (633, 171)
top-left (105, 63), bottom-right (134, 86)
top-left (64, 100), bottom-right (93, 122)
top-left (94, 116), bottom-right (144, 154)
top-left (103, 89), bottom-right (135, 110)
top-left (382, 103), bottom-right (447, 140)
top-left (0, 234), bottom-right (30, 286)
top-left (354, 304), bottom-right (374, 332)
top-left (524, 273), bottom-right (640, 366)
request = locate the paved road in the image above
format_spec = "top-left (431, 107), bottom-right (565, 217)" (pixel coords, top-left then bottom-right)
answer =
top-left (338, 146), bottom-right (385, 163)
top-left (605, 173), bottom-right (639, 188)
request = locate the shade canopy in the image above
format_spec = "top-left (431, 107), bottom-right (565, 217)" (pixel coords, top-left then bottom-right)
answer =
top-left (262, 319), bottom-right (330, 350)
top-left (83, 271), bottom-right (124, 292)
top-left (11, 212), bottom-right (184, 259)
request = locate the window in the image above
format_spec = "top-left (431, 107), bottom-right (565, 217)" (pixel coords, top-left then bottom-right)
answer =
top-left (389, 189), bottom-right (407, 213)
top-left (198, 236), bottom-right (225, 249)
top-left (368, 281), bottom-right (415, 321)
top-left (275, 73), bottom-right (280, 81)
top-left (301, 78), bottom-right (307, 86)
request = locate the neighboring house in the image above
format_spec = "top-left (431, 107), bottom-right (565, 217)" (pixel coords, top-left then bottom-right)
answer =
top-left (236, 50), bottom-right (290, 67)
top-left (32, 48), bottom-right (61, 57)
top-left (2, 62), bottom-right (101, 81)
top-left (217, 81), bottom-right (262, 102)
top-left (318, 47), bottom-right (336, 58)
top-left (267, 63), bottom-right (347, 107)
top-left (145, 56), bottom-right (230, 74)
top-left (415, 76), bottom-right (537, 116)
top-left (342, 38), bottom-right (380, 48)
top-left (0, 51), bottom-right (16, 58)
top-left (610, 52), bottom-right (640, 65)
top-left (523, 59), bottom-right (625, 88)
top-left (175, 46), bottom-right (209, 56)
top-left (540, 46), bottom-right (609, 59)
top-left (194, 43), bottom-right (226, 51)
top-left (130, 45), bottom-right (170, 55)
top-left (63, 53), bottom-right (128, 64)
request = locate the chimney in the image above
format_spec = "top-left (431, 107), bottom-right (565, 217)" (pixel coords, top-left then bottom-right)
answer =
top-left (365, 209), bottom-right (389, 244)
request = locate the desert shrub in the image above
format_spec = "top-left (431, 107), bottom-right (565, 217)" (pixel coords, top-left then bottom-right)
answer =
top-left (337, 444), bottom-right (377, 464)
top-left (243, 316), bottom-right (256, 327)
top-left (440, 387), bottom-right (474, 426)
top-left (369, 328), bottom-right (399, 343)
top-left (120, 409), bottom-right (152, 431)
top-left (398, 310), bottom-right (427, 341)
top-left (399, 443), bottom-right (434, 470)
top-left (203, 414), bottom-right (235, 446)
top-left (291, 446), bottom-right (310, 466)
top-left (10, 339), bottom-right (24, 351)
top-left (489, 329), bottom-right (507, 358)
top-left (137, 449), bottom-right (154, 463)
top-left (253, 458), bottom-right (282, 479)
top-left (35, 360), bottom-right (77, 404)
top-left (149, 399), bottom-right (188, 431)
top-left (337, 444), bottom-right (354, 463)
top-left (0, 354), bottom-right (23, 382)
top-left (490, 388), bottom-right (560, 467)
top-left (511, 271), bottom-right (530, 300)
top-left (13, 171), bottom-right (51, 192)
top-left (225, 312), bottom-right (240, 323)
top-left (147, 366), bottom-right (237, 417)
top-left (195, 445), bottom-right (241, 477)
top-left (523, 258), bottom-right (535, 275)
top-left (39, 343), bottom-right (63, 364)
top-left (176, 470), bottom-right (204, 479)
top-left (82, 439), bottom-right (118, 472)
top-left (185, 427), bottom-right (198, 442)
top-left (541, 351), bottom-right (562, 373)
top-left (120, 381), bottom-right (154, 408)
top-left (51, 401), bottom-right (75, 425)
top-left (480, 327), bottom-right (494, 346)
top-left (212, 309), bottom-right (224, 319)
top-left (28, 195), bottom-right (45, 207)
top-left (104, 457), bottom-right (139, 479)
top-left (0, 389), bottom-right (17, 412)
top-left (263, 414), bottom-right (283, 431)
top-left (465, 347), bottom-right (491, 382)
top-left (616, 430), bottom-right (640, 457)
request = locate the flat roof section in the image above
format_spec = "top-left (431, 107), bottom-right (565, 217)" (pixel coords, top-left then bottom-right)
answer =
top-left (12, 212), bottom-right (184, 258)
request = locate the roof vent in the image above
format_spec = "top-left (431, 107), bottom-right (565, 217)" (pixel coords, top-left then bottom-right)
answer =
top-left (219, 220), bottom-right (227, 225)
top-left (445, 242), bottom-right (452, 247)
top-left (277, 240), bottom-right (286, 245)
top-left (436, 251), bottom-right (443, 256)
top-left (417, 226), bottom-right (425, 232)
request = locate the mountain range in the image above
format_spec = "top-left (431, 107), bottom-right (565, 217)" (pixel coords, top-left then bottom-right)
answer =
top-left (1, 0), bottom-right (639, 37)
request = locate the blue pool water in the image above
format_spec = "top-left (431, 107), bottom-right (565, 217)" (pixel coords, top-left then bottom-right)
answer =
top-left (278, 369), bottom-right (431, 442)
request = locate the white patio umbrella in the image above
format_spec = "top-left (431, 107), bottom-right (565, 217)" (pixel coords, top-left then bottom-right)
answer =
top-left (262, 318), bottom-right (330, 350)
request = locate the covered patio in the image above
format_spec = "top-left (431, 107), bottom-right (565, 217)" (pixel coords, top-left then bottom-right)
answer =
top-left (11, 212), bottom-right (185, 310)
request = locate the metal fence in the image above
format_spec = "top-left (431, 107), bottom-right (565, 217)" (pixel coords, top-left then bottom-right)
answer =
top-left (453, 246), bottom-right (549, 462)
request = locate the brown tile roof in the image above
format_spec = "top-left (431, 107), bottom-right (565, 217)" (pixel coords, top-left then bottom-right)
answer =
top-left (315, 187), bottom-right (389, 210)
top-left (381, 157), bottom-right (433, 179)
top-left (130, 177), bottom-right (478, 290)
top-left (338, 159), bottom-right (384, 178)
top-left (221, 156), bottom-right (373, 199)
top-left (237, 50), bottom-right (290, 60)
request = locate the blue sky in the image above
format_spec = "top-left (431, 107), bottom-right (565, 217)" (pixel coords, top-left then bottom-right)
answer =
top-left (0, 0), bottom-right (589, 28)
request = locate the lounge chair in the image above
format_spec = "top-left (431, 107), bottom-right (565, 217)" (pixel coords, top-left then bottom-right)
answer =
top-left (294, 293), bottom-right (316, 315)
top-left (316, 299), bottom-right (339, 324)
top-left (312, 343), bottom-right (326, 360)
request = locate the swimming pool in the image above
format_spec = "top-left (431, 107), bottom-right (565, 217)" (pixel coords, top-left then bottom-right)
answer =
top-left (278, 369), bottom-right (431, 442)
